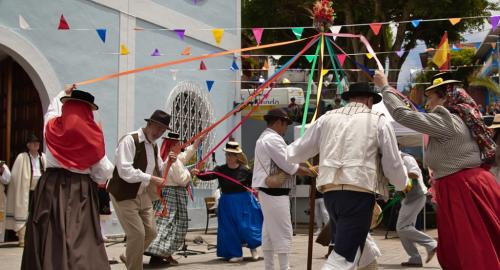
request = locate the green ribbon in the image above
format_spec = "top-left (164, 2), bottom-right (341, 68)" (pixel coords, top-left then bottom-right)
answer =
top-left (300, 41), bottom-right (322, 136)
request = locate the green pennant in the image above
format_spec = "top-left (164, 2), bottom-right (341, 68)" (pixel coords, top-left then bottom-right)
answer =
top-left (305, 55), bottom-right (315, 63)
top-left (292, 27), bottom-right (304, 39)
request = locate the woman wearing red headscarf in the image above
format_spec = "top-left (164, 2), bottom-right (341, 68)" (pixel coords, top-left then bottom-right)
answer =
top-left (375, 71), bottom-right (500, 270)
top-left (21, 85), bottom-right (114, 270)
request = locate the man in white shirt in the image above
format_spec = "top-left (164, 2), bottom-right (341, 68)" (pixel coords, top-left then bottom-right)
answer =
top-left (287, 82), bottom-right (408, 270)
top-left (397, 152), bottom-right (437, 267)
top-left (107, 110), bottom-right (173, 270)
top-left (252, 108), bottom-right (314, 270)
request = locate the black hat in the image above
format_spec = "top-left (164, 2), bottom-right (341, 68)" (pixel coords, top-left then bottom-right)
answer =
top-left (60, 90), bottom-right (99, 110)
top-left (26, 134), bottom-right (40, 143)
top-left (144, 110), bottom-right (172, 130)
top-left (341, 82), bottom-right (382, 104)
top-left (263, 108), bottom-right (293, 125)
top-left (424, 72), bottom-right (462, 95)
top-left (164, 131), bottom-right (181, 141)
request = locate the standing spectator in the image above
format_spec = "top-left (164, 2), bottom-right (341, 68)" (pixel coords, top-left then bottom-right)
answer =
top-left (0, 161), bottom-right (10, 230)
top-left (6, 134), bottom-right (46, 247)
top-left (288, 98), bottom-right (299, 122)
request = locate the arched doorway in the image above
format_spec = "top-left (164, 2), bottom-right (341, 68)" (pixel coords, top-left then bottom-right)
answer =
top-left (0, 57), bottom-right (43, 166)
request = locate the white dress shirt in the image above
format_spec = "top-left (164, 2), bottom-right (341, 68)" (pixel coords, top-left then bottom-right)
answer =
top-left (252, 128), bottom-right (300, 189)
top-left (0, 164), bottom-right (10, 185)
top-left (44, 91), bottom-right (114, 184)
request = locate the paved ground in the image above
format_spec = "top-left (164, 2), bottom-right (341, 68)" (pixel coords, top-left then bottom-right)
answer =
top-left (0, 228), bottom-right (441, 269)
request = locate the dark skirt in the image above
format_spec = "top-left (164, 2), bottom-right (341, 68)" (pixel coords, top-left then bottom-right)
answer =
top-left (21, 168), bottom-right (110, 270)
top-left (435, 167), bottom-right (500, 270)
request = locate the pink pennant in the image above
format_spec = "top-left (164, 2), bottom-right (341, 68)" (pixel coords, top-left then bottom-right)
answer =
top-left (252, 28), bottom-right (264, 45)
top-left (369, 23), bottom-right (382, 35)
top-left (58, 14), bottom-right (70, 30)
top-left (396, 50), bottom-right (405, 57)
top-left (337, 54), bottom-right (346, 66)
top-left (200, 60), bottom-right (207, 70)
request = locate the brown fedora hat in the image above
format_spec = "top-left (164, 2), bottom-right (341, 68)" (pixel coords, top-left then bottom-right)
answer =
top-left (145, 110), bottom-right (172, 130)
top-left (263, 108), bottom-right (293, 125)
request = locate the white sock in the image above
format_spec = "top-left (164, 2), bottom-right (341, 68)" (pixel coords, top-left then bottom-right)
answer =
top-left (263, 250), bottom-right (274, 270)
top-left (278, 253), bottom-right (290, 270)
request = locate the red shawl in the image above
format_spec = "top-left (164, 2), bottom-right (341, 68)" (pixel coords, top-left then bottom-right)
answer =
top-left (45, 100), bottom-right (105, 170)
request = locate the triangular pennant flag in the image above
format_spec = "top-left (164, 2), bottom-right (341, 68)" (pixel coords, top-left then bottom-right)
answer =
top-left (181, 47), bottom-right (191, 55)
top-left (292, 27), bottom-right (304, 39)
top-left (120, 44), bottom-right (129, 55)
top-left (252, 28), bottom-right (264, 45)
top-left (321, 69), bottom-right (329, 76)
top-left (369, 23), bottom-right (382, 35)
top-left (491, 16), bottom-right (500, 31)
top-left (19, 15), bottom-right (30, 30)
top-left (305, 55), bottom-right (315, 63)
top-left (411, 19), bottom-right (421, 28)
top-left (366, 53), bottom-right (373, 59)
top-left (212, 28), bottom-right (224, 46)
top-left (200, 60), bottom-right (207, 70)
top-left (449, 18), bottom-right (461, 26)
top-left (151, 48), bottom-right (161, 56)
top-left (329, 25), bottom-right (342, 40)
top-left (272, 55), bottom-right (282, 60)
top-left (58, 14), bottom-right (70, 30)
top-left (230, 60), bottom-right (239, 71)
top-left (337, 54), bottom-right (346, 66)
top-left (174, 29), bottom-right (185, 40)
top-left (262, 59), bottom-right (269, 70)
top-left (206, 80), bottom-right (215, 92)
top-left (96, 29), bottom-right (106, 43)
top-left (170, 69), bottom-right (178, 81)
top-left (396, 50), bottom-right (404, 57)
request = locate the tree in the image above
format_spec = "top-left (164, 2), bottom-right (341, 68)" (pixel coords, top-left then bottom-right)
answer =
top-left (242, 0), bottom-right (498, 85)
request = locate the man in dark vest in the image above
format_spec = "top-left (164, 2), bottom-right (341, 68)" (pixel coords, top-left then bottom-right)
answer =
top-left (108, 110), bottom-right (173, 270)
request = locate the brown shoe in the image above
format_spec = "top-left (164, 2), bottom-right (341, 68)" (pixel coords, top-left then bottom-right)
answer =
top-left (165, 255), bottom-right (179, 265)
top-left (426, 247), bottom-right (437, 263)
top-left (401, 261), bottom-right (423, 267)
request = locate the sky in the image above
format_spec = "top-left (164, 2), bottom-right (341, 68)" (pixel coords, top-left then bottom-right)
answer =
top-left (396, 10), bottom-right (500, 90)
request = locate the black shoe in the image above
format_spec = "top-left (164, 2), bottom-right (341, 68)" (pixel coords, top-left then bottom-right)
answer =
top-left (149, 255), bottom-right (169, 266)
top-left (401, 261), bottom-right (423, 267)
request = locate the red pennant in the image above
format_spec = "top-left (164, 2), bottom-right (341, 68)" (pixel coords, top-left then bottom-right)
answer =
top-left (58, 14), bottom-right (70, 30)
top-left (200, 60), bottom-right (207, 70)
top-left (337, 54), bottom-right (346, 66)
top-left (369, 23), bottom-right (382, 35)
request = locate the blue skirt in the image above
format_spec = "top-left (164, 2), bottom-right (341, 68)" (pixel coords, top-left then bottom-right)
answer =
top-left (217, 192), bottom-right (263, 259)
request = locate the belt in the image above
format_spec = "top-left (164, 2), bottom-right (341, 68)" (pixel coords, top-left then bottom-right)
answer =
top-left (321, 183), bottom-right (374, 194)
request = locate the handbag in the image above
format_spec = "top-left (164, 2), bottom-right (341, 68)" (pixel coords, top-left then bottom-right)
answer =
top-left (256, 156), bottom-right (289, 188)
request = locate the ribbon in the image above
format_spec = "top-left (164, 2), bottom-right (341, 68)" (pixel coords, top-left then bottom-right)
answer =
top-left (311, 35), bottom-right (326, 122)
top-left (300, 42), bottom-right (321, 136)
top-left (197, 171), bottom-right (258, 196)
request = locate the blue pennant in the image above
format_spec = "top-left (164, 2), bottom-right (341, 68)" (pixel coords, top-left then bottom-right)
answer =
top-left (206, 80), bottom-right (215, 92)
top-left (96, 28), bottom-right (106, 43)
top-left (230, 60), bottom-right (239, 71)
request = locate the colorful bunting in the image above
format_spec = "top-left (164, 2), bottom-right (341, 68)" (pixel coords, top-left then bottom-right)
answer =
top-left (120, 44), bottom-right (129, 55)
top-left (252, 28), bottom-right (264, 45)
top-left (491, 16), bottom-right (500, 31)
top-left (19, 15), bottom-right (30, 30)
top-left (366, 53), bottom-right (373, 59)
top-left (151, 48), bottom-right (161, 56)
top-left (199, 60), bottom-right (207, 70)
top-left (369, 23), bottom-right (382, 35)
top-left (411, 19), bottom-right (421, 28)
top-left (230, 59), bottom-right (239, 71)
top-left (292, 27), bottom-right (304, 39)
top-left (321, 69), bottom-right (329, 76)
top-left (449, 18), bottom-right (461, 26)
top-left (174, 29), bottom-right (185, 40)
top-left (181, 47), bottom-right (191, 55)
top-left (396, 50), bottom-right (404, 57)
top-left (305, 55), bottom-right (315, 63)
top-left (96, 29), bottom-right (106, 43)
top-left (58, 14), bottom-right (70, 30)
top-left (329, 25), bottom-right (342, 40)
top-left (272, 55), bottom-right (282, 60)
top-left (206, 80), bottom-right (215, 92)
top-left (212, 28), bottom-right (224, 46)
top-left (432, 32), bottom-right (450, 70)
top-left (337, 54), bottom-right (346, 66)
top-left (262, 59), bottom-right (269, 70)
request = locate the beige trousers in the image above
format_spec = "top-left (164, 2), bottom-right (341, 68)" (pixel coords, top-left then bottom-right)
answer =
top-left (112, 192), bottom-right (157, 270)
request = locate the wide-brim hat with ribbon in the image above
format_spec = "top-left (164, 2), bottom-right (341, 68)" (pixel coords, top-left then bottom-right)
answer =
top-left (486, 114), bottom-right (500, 129)
top-left (424, 72), bottom-right (462, 95)
top-left (164, 131), bottom-right (182, 141)
top-left (341, 82), bottom-right (382, 104)
top-left (263, 108), bottom-right (293, 125)
top-left (60, 90), bottom-right (99, 110)
top-left (223, 141), bottom-right (243, 154)
top-left (144, 110), bottom-right (172, 130)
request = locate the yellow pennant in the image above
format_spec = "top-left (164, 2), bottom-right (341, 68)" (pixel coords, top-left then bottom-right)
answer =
top-left (212, 28), bottom-right (224, 46)
top-left (449, 18), bottom-right (461, 26)
top-left (366, 53), bottom-right (373, 59)
top-left (120, 44), bottom-right (129, 55)
top-left (321, 69), bottom-right (329, 76)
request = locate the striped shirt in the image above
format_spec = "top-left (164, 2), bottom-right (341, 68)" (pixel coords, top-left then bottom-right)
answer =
top-left (382, 88), bottom-right (482, 179)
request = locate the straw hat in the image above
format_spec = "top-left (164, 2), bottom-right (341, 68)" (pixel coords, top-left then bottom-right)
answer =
top-left (424, 72), bottom-right (461, 95)
top-left (223, 141), bottom-right (243, 154)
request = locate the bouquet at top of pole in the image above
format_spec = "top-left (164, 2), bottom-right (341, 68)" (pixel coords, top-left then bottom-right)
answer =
top-left (310, 0), bottom-right (336, 32)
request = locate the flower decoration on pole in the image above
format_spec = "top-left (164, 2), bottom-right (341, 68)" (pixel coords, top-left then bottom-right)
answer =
top-left (310, 0), bottom-right (336, 32)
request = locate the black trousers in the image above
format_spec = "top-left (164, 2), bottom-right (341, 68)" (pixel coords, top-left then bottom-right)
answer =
top-left (324, 190), bottom-right (375, 262)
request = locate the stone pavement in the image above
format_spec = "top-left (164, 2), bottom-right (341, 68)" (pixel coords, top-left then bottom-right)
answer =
top-left (0, 228), bottom-right (441, 269)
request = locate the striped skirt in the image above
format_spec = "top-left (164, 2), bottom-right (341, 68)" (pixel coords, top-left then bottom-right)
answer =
top-left (145, 186), bottom-right (188, 257)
